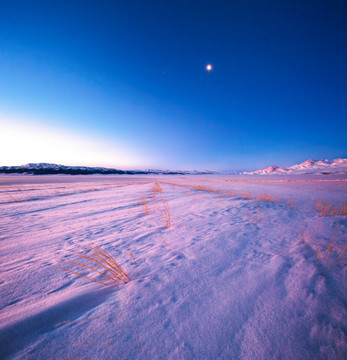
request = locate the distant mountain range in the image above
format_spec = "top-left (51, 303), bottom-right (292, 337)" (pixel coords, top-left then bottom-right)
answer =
top-left (0, 159), bottom-right (346, 176)
top-left (0, 163), bottom-right (215, 175)
top-left (243, 158), bottom-right (347, 175)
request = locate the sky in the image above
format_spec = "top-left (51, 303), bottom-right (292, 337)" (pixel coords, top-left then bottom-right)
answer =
top-left (0, 0), bottom-right (346, 171)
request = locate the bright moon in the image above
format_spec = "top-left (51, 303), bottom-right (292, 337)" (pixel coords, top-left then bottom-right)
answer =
top-left (206, 64), bottom-right (212, 71)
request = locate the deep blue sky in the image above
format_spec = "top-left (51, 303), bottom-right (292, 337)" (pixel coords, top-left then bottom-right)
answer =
top-left (0, 0), bottom-right (346, 170)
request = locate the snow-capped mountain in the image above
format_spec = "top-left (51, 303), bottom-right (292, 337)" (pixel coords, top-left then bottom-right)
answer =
top-left (244, 158), bottom-right (347, 175)
top-left (0, 163), bottom-right (134, 175)
top-left (247, 165), bottom-right (280, 175)
top-left (1, 160), bottom-right (346, 176)
top-left (0, 163), bottom-right (215, 175)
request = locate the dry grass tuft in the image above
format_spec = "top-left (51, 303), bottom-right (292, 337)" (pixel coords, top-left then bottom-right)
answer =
top-left (140, 195), bottom-right (150, 215)
top-left (256, 193), bottom-right (281, 202)
top-left (225, 190), bottom-right (233, 197)
top-left (246, 204), bottom-right (265, 224)
top-left (287, 197), bottom-right (296, 209)
top-left (55, 245), bottom-right (130, 287)
top-left (149, 182), bottom-right (171, 227)
top-left (151, 182), bottom-right (162, 201)
top-left (240, 192), bottom-right (252, 200)
top-left (298, 225), bottom-right (346, 267)
top-left (315, 200), bottom-right (347, 216)
top-left (160, 181), bottom-right (234, 201)
top-left (157, 196), bottom-right (171, 227)
top-left (191, 185), bottom-right (215, 193)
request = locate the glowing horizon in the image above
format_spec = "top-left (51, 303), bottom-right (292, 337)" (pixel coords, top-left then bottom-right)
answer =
top-left (0, 114), bottom-right (148, 169)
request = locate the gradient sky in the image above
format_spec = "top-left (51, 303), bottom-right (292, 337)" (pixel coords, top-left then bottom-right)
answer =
top-left (0, 0), bottom-right (346, 171)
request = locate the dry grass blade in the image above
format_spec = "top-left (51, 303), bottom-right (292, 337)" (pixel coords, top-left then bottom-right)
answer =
top-left (95, 246), bottom-right (130, 282)
top-left (246, 204), bottom-right (265, 224)
top-left (298, 224), bottom-right (346, 267)
top-left (157, 196), bottom-right (171, 227)
top-left (56, 245), bottom-right (130, 287)
top-left (240, 192), bottom-right (251, 200)
top-left (151, 182), bottom-right (162, 201)
top-left (126, 317), bottom-right (141, 349)
top-left (54, 265), bottom-right (111, 286)
top-left (256, 193), bottom-right (281, 202)
top-left (337, 245), bottom-right (347, 260)
top-left (316, 200), bottom-right (347, 216)
top-left (129, 249), bottom-right (139, 276)
top-left (287, 197), bottom-right (296, 209)
top-left (152, 182), bottom-right (162, 193)
top-left (110, 315), bottom-right (141, 350)
top-left (325, 227), bottom-right (338, 260)
top-left (140, 195), bottom-right (150, 215)
top-left (90, 328), bottom-right (124, 360)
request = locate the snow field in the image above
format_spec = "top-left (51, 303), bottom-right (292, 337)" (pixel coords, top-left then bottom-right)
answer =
top-left (0, 175), bottom-right (346, 359)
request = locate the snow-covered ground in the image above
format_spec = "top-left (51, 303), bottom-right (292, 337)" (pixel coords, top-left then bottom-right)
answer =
top-left (0, 174), bottom-right (346, 359)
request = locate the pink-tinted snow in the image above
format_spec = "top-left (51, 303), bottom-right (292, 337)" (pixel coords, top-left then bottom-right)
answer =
top-left (0, 175), bottom-right (346, 359)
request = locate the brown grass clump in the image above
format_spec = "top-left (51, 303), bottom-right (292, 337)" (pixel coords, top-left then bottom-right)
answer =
top-left (299, 223), bottom-right (319, 246)
top-left (315, 200), bottom-right (347, 216)
top-left (298, 225), bottom-right (346, 267)
top-left (157, 196), bottom-right (171, 227)
top-left (160, 181), bottom-right (234, 201)
top-left (55, 245), bottom-right (130, 287)
top-left (256, 193), bottom-right (281, 202)
top-left (325, 235), bottom-right (336, 260)
top-left (151, 182), bottom-right (162, 201)
top-left (247, 205), bottom-right (259, 224)
top-left (190, 185), bottom-right (215, 193)
top-left (140, 195), bottom-right (150, 215)
top-left (287, 197), bottom-right (296, 209)
top-left (149, 182), bottom-right (171, 227)
top-left (153, 182), bottom-right (162, 192)
top-left (246, 204), bottom-right (265, 224)
top-left (225, 190), bottom-right (233, 198)
top-left (240, 192), bottom-right (252, 200)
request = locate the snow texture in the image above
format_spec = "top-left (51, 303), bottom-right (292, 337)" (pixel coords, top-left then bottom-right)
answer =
top-left (0, 174), bottom-right (346, 359)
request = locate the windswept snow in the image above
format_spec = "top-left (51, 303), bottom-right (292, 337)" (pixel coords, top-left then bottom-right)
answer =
top-left (0, 175), bottom-right (346, 359)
